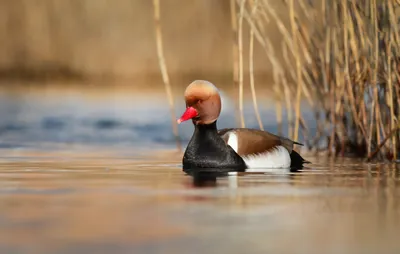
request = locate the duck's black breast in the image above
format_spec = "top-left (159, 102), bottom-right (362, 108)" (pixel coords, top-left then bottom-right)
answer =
top-left (182, 121), bottom-right (246, 174)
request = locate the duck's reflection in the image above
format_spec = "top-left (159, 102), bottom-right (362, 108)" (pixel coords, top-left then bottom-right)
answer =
top-left (186, 167), bottom-right (306, 187)
top-left (192, 173), bottom-right (218, 187)
top-left (188, 169), bottom-right (226, 187)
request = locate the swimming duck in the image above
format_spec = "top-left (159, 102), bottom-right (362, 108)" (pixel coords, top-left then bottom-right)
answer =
top-left (177, 80), bottom-right (309, 173)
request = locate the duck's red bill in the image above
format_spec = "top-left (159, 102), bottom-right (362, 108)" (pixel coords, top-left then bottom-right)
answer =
top-left (177, 107), bottom-right (198, 124)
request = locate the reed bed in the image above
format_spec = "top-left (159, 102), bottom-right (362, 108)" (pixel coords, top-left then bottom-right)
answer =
top-left (234, 0), bottom-right (400, 161)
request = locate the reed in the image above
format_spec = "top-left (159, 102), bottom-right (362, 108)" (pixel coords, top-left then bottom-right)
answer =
top-left (234, 0), bottom-right (400, 161)
top-left (238, 0), bottom-right (247, 128)
top-left (230, 0), bottom-right (242, 127)
top-left (289, 0), bottom-right (303, 142)
top-left (152, 0), bottom-right (181, 152)
top-left (248, 0), bottom-right (264, 130)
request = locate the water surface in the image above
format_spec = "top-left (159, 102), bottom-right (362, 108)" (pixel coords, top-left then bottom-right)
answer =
top-left (0, 148), bottom-right (399, 254)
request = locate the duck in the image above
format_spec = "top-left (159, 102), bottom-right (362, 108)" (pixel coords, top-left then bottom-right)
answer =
top-left (177, 80), bottom-right (310, 174)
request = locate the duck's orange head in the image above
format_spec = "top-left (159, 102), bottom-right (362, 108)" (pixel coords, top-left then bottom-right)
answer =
top-left (177, 80), bottom-right (222, 125)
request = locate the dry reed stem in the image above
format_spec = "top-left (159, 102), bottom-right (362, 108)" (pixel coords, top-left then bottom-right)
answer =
top-left (388, 2), bottom-right (397, 160)
top-left (238, 0), bottom-right (246, 128)
top-left (281, 76), bottom-right (294, 138)
top-left (321, 0), bottom-right (326, 27)
top-left (334, 77), bottom-right (346, 115)
top-left (329, 30), bottom-right (338, 155)
top-left (248, 0), bottom-right (264, 130)
top-left (397, 78), bottom-right (400, 118)
top-left (347, 8), bottom-right (361, 77)
top-left (319, 51), bottom-right (328, 94)
top-left (388, 2), bottom-right (400, 47)
top-left (289, 0), bottom-right (303, 141)
top-left (367, 97), bottom-right (376, 157)
top-left (369, 0), bottom-right (382, 157)
top-left (273, 85), bottom-right (283, 135)
top-left (324, 27), bottom-right (331, 93)
top-left (351, 1), bottom-right (367, 49)
top-left (152, 0), bottom-right (181, 152)
top-left (230, 0), bottom-right (241, 127)
top-left (342, 0), bottom-right (350, 81)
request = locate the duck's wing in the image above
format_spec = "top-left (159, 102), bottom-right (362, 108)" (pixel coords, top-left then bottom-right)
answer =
top-left (218, 128), bottom-right (303, 156)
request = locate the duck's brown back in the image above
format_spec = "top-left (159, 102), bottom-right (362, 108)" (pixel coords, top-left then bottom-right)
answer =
top-left (218, 128), bottom-right (302, 156)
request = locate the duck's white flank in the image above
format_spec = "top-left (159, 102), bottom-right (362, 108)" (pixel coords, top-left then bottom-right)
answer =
top-left (226, 132), bottom-right (291, 171)
top-left (243, 146), bottom-right (291, 171)
top-left (227, 132), bottom-right (238, 152)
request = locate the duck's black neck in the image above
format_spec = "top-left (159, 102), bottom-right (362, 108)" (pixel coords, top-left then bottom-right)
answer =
top-left (182, 120), bottom-right (246, 173)
top-left (193, 120), bottom-right (218, 135)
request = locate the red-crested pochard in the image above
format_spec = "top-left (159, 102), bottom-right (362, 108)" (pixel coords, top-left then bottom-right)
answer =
top-left (177, 80), bottom-right (310, 173)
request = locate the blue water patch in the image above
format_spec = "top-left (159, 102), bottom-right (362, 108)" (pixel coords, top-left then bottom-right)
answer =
top-left (0, 89), bottom-right (318, 150)
top-left (132, 123), bottom-right (166, 133)
top-left (0, 123), bottom-right (27, 132)
top-left (41, 117), bottom-right (66, 130)
top-left (94, 119), bottom-right (122, 129)
top-left (0, 143), bottom-right (25, 149)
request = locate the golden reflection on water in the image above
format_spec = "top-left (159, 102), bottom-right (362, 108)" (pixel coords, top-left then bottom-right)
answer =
top-left (0, 148), bottom-right (399, 254)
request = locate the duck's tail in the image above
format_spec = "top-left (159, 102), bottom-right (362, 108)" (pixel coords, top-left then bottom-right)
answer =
top-left (290, 150), bottom-right (311, 170)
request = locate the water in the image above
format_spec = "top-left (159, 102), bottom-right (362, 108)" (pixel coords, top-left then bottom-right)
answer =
top-left (0, 85), bottom-right (399, 254)
top-left (0, 150), bottom-right (399, 254)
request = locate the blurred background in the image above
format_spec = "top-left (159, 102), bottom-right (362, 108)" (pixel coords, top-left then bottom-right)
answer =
top-left (0, 0), bottom-right (301, 152)
top-left (1, 2), bottom-right (400, 254)
top-left (0, 0), bottom-right (398, 160)
top-left (0, 0), bottom-right (284, 81)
